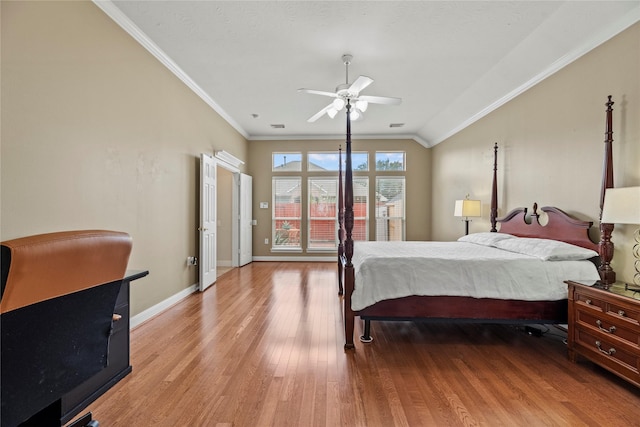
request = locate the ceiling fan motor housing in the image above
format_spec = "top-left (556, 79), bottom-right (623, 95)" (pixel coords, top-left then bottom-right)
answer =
top-left (335, 83), bottom-right (352, 97)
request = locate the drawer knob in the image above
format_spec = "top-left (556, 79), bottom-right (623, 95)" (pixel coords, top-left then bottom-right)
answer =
top-left (618, 310), bottom-right (626, 317)
top-left (595, 340), bottom-right (616, 356)
top-left (585, 299), bottom-right (592, 305)
top-left (596, 320), bottom-right (616, 334)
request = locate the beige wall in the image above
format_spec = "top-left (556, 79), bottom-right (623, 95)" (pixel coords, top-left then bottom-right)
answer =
top-left (247, 138), bottom-right (432, 258)
top-left (1, 1), bottom-right (248, 315)
top-left (432, 22), bottom-right (640, 284)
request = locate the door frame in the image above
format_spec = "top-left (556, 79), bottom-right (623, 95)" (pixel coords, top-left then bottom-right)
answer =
top-left (215, 159), bottom-right (241, 267)
top-left (238, 173), bottom-right (253, 267)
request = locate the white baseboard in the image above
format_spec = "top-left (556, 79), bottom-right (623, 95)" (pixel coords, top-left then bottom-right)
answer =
top-left (252, 256), bottom-right (334, 262)
top-left (130, 283), bottom-right (198, 329)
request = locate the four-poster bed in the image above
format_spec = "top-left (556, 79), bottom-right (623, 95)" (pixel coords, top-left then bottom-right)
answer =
top-left (338, 96), bottom-right (617, 349)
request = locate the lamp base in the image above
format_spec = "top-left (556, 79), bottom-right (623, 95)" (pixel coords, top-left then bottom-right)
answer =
top-left (625, 283), bottom-right (640, 292)
top-left (633, 227), bottom-right (639, 286)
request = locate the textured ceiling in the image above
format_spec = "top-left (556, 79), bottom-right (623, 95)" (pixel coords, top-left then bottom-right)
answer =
top-left (101, 1), bottom-right (639, 146)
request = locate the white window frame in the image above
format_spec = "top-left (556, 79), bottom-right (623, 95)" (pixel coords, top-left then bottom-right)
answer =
top-left (375, 176), bottom-right (406, 241)
top-left (272, 177), bottom-right (302, 252)
top-left (307, 177), bottom-right (339, 252)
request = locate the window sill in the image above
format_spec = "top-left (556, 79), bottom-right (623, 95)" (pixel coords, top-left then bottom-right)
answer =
top-left (270, 247), bottom-right (303, 253)
top-left (306, 248), bottom-right (338, 253)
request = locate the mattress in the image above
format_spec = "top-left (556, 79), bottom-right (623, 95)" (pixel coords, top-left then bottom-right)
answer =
top-left (351, 241), bottom-right (600, 311)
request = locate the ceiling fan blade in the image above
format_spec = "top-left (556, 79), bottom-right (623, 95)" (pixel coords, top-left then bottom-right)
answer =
top-left (357, 95), bottom-right (402, 105)
top-left (307, 103), bottom-right (334, 122)
top-left (298, 88), bottom-right (338, 98)
top-left (348, 75), bottom-right (373, 94)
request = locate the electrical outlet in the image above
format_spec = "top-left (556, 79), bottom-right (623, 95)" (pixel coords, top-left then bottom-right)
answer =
top-left (187, 256), bottom-right (198, 266)
top-left (264, 238), bottom-right (269, 245)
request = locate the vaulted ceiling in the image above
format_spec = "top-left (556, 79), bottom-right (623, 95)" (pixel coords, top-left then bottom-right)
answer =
top-left (101, 1), bottom-right (639, 147)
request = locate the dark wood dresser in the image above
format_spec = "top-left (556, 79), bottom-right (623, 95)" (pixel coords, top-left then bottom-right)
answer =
top-left (566, 279), bottom-right (640, 387)
top-left (60, 270), bottom-right (149, 424)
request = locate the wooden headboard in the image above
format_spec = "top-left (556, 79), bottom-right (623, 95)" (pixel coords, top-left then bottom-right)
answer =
top-left (497, 203), bottom-right (598, 251)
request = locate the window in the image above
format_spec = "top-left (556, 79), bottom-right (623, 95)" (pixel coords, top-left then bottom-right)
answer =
top-left (308, 151), bottom-right (368, 171)
top-left (307, 176), bottom-right (369, 250)
top-left (350, 152), bottom-right (369, 171)
top-left (272, 177), bottom-right (302, 249)
top-left (308, 178), bottom-right (338, 249)
top-left (273, 152), bottom-right (302, 171)
top-left (270, 149), bottom-right (404, 251)
top-left (375, 152), bottom-right (405, 171)
top-left (308, 152), bottom-right (339, 172)
top-left (351, 177), bottom-right (369, 240)
top-left (375, 177), bottom-right (405, 241)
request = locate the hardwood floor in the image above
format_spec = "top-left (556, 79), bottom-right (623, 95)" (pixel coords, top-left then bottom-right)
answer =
top-left (81, 262), bottom-right (640, 426)
top-left (216, 266), bottom-right (234, 278)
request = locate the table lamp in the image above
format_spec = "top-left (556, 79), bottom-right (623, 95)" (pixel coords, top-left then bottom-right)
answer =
top-left (454, 196), bottom-right (481, 235)
top-left (601, 186), bottom-right (640, 290)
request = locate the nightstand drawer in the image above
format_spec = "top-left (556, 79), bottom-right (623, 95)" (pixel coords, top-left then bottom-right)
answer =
top-left (608, 302), bottom-right (640, 326)
top-left (576, 308), bottom-right (640, 346)
top-left (573, 290), bottom-right (606, 312)
top-left (567, 280), bottom-right (640, 388)
top-left (575, 328), bottom-right (640, 378)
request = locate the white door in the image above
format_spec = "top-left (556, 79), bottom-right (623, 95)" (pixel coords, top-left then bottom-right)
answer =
top-left (239, 173), bottom-right (253, 266)
top-left (199, 153), bottom-right (217, 291)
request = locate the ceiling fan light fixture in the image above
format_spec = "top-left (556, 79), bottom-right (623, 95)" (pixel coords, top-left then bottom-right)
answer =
top-left (300, 54), bottom-right (401, 123)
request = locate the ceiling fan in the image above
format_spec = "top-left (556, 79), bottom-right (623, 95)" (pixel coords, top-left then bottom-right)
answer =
top-left (298, 54), bottom-right (402, 122)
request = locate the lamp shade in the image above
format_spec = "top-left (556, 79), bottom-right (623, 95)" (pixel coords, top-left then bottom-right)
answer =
top-left (454, 199), bottom-right (481, 218)
top-left (602, 187), bottom-right (640, 224)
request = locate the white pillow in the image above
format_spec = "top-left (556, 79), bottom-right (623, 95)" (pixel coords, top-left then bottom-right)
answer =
top-left (457, 232), bottom-right (515, 247)
top-left (494, 237), bottom-right (599, 261)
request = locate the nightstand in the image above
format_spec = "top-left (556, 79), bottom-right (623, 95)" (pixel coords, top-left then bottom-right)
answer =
top-left (566, 279), bottom-right (640, 387)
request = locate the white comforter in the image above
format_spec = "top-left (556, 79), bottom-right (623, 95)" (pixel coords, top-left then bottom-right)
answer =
top-left (351, 241), bottom-right (601, 311)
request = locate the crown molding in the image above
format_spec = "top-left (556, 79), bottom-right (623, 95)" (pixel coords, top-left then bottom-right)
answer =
top-left (248, 133), bottom-right (432, 148)
top-left (429, 5), bottom-right (640, 146)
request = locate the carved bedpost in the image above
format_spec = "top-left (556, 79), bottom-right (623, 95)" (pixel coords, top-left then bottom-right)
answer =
top-left (490, 143), bottom-right (498, 232)
top-left (338, 147), bottom-right (344, 296)
top-left (344, 101), bottom-right (355, 349)
top-left (598, 95), bottom-right (616, 285)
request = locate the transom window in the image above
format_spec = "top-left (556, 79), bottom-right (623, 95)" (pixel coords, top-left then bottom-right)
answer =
top-left (308, 151), bottom-right (368, 171)
top-left (375, 152), bottom-right (405, 171)
top-left (273, 152), bottom-right (302, 172)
